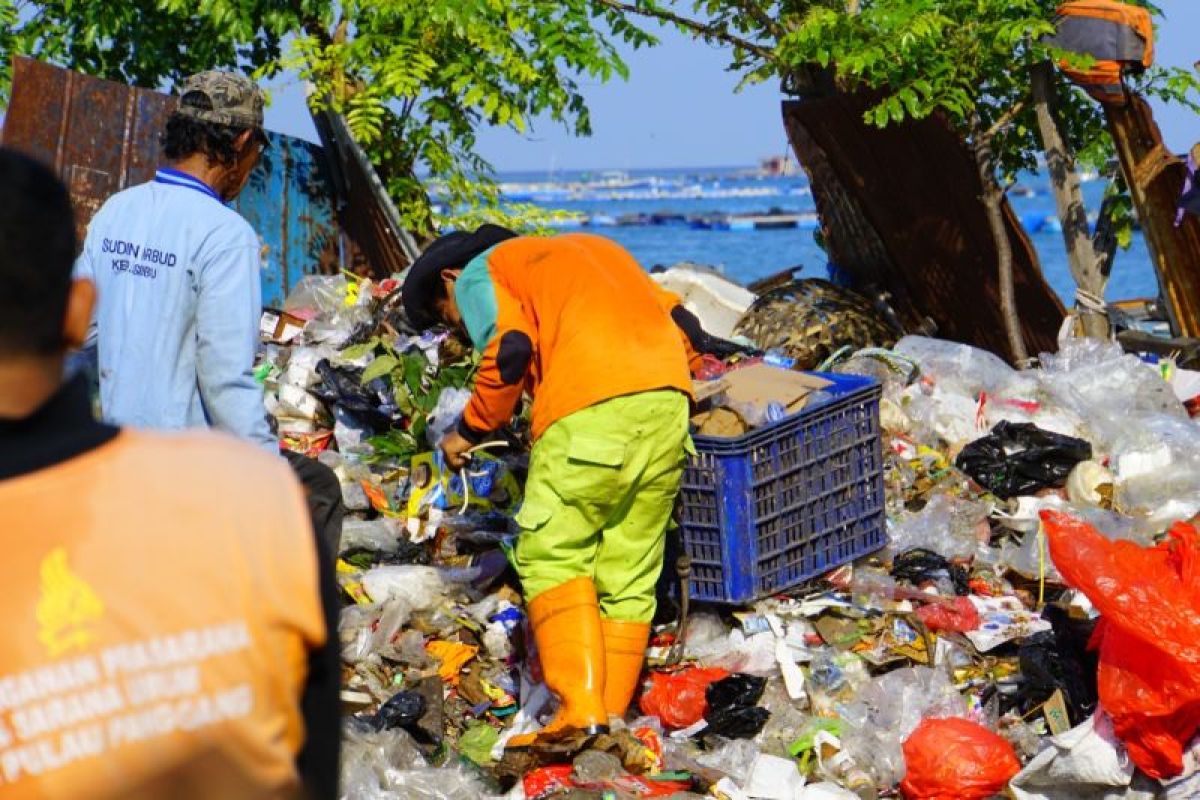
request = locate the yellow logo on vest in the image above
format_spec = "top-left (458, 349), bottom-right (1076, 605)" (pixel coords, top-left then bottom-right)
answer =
top-left (36, 548), bottom-right (104, 657)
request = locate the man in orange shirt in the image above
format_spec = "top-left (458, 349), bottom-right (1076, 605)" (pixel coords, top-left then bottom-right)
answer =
top-left (0, 148), bottom-right (338, 798)
top-left (402, 226), bottom-right (729, 743)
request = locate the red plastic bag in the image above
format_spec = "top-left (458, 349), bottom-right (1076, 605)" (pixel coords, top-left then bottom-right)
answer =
top-left (900, 717), bottom-right (1020, 800)
top-left (1043, 510), bottom-right (1200, 779)
top-left (523, 765), bottom-right (575, 800)
top-left (916, 596), bottom-right (982, 632)
top-left (638, 667), bottom-right (729, 729)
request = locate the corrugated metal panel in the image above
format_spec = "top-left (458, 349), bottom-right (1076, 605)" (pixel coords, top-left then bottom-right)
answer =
top-left (312, 105), bottom-right (419, 275)
top-left (1, 56), bottom-right (352, 308)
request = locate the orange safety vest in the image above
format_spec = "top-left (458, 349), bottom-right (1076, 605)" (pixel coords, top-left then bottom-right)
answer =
top-left (459, 234), bottom-right (695, 441)
top-left (0, 432), bottom-right (325, 799)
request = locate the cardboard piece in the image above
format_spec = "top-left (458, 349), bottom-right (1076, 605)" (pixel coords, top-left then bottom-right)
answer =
top-left (260, 309), bottom-right (306, 344)
top-left (719, 364), bottom-right (832, 414)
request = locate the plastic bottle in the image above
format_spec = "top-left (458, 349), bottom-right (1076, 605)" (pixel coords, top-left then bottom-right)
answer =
top-left (763, 351), bottom-right (797, 370)
top-left (823, 750), bottom-right (878, 800)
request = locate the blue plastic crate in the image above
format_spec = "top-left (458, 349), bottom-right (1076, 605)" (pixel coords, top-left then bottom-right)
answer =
top-left (678, 371), bottom-right (887, 604)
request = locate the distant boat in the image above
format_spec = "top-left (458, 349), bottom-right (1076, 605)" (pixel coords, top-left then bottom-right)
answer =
top-left (760, 154), bottom-right (801, 177)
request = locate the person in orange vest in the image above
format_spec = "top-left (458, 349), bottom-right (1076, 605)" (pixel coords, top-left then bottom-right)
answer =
top-left (402, 226), bottom-right (738, 744)
top-left (0, 147), bottom-right (338, 798)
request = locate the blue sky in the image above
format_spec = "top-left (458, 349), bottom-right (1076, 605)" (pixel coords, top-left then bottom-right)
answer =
top-left (264, 2), bottom-right (1198, 171)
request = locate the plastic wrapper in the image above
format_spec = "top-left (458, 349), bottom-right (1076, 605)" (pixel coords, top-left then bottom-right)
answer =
top-left (341, 518), bottom-right (403, 554)
top-left (1044, 510), bottom-right (1200, 779)
top-left (639, 666), bottom-right (729, 729)
top-left (360, 565), bottom-right (448, 608)
top-left (915, 597), bottom-right (981, 633)
top-left (806, 651), bottom-right (872, 718)
top-left (695, 736), bottom-right (761, 784)
top-left (956, 421), bottom-right (1092, 499)
top-left (696, 630), bottom-right (781, 676)
top-left (887, 493), bottom-right (989, 560)
top-left (899, 717), bottom-right (1020, 800)
top-left (340, 603), bottom-right (381, 664)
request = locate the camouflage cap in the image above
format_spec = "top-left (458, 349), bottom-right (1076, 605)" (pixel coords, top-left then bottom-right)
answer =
top-left (175, 71), bottom-right (264, 130)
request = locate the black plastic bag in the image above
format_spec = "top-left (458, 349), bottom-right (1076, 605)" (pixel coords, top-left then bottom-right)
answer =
top-left (704, 706), bottom-right (770, 739)
top-left (702, 675), bottom-right (769, 739)
top-left (705, 674), bottom-right (767, 711)
top-left (956, 421), bottom-right (1092, 499)
top-left (1013, 606), bottom-right (1098, 726)
top-left (352, 690), bottom-right (437, 743)
top-left (312, 359), bottom-right (394, 431)
top-left (892, 548), bottom-right (969, 595)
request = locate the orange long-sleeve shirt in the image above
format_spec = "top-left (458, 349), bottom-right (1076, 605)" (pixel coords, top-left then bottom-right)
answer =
top-left (454, 234), bottom-right (695, 441)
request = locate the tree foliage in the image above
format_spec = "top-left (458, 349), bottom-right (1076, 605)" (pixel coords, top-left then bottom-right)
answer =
top-left (0, 0), bottom-right (653, 236)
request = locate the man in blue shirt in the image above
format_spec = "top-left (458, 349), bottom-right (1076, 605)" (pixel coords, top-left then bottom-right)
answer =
top-left (76, 71), bottom-right (343, 553)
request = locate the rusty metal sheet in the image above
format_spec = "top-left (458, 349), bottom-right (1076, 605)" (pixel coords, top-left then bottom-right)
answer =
top-left (1, 57), bottom-right (356, 308)
top-left (2, 57), bottom-right (175, 247)
top-left (783, 95), bottom-right (1065, 362)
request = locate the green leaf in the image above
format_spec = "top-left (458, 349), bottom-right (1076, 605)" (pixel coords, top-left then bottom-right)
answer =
top-left (339, 338), bottom-right (380, 361)
top-left (361, 354), bottom-right (400, 384)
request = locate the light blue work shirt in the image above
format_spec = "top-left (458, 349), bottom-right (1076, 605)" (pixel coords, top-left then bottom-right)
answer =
top-left (75, 168), bottom-right (276, 451)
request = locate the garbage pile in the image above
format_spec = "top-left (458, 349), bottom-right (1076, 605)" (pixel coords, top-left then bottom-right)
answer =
top-left (261, 270), bottom-right (1200, 799)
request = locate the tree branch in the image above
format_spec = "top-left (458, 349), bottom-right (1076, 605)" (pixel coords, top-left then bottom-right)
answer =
top-left (984, 99), bottom-right (1026, 141)
top-left (592, 0), bottom-right (778, 65)
top-left (730, 0), bottom-right (787, 40)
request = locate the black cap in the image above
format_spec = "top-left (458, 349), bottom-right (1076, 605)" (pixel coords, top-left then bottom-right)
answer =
top-left (401, 224), bottom-right (517, 329)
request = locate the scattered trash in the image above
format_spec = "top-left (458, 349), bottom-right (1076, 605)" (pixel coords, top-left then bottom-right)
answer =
top-left (259, 275), bottom-right (1200, 799)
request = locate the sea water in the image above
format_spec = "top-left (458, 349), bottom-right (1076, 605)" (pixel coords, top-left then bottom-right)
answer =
top-left (497, 166), bottom-right (1159, 303)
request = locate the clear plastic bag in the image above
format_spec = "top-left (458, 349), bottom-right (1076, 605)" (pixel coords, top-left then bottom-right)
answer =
top-left (339, 725), bottom-right (498, 800)
top-left (895, 335), bottom-right (1035, 398)
top-left (1041, 351), bottom-right (1186, 452)
top-left (426, 387), bottom-right (473, 447)
top-left (1110, 412), bottom-right (1200, 515)
top-left (887, 493), bottom-right (989, 560)
top-left (284, 275), bottom-right (350, 317)
top-left (341, 518), bottom-right (403, 554)
top-left (360, 565), bottom-right (448, 608)
top-left (838, 666), bottom-right (967, 790)
top-left (695, 736), bottom-right (761, 784)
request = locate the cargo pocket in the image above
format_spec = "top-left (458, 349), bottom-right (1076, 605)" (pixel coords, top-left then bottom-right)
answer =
top-left (556, 432), bottom-right (627, 507)
top-left (514, 499), bottom-right (555, 534)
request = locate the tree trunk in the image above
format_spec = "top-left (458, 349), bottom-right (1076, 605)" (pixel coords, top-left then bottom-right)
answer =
top-left (1030, 61), bottom-right (1109, 339)
top-left (1105, 95), bottom-right (1200, 337)
top-left (972, 121), bottom-right (1028, 363)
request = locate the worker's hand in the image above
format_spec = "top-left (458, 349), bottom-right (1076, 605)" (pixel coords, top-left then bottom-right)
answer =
top-left (440, 430), bottom-right (473, 470)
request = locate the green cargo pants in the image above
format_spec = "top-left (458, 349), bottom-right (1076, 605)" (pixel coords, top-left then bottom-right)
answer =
top-left (513, 390), bottom-right (693, 623)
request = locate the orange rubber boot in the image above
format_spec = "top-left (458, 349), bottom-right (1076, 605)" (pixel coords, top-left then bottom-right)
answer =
top-left (601, 618), bottom-right (651, 719)
top-left (507, 577), bottom-right (608, 747)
